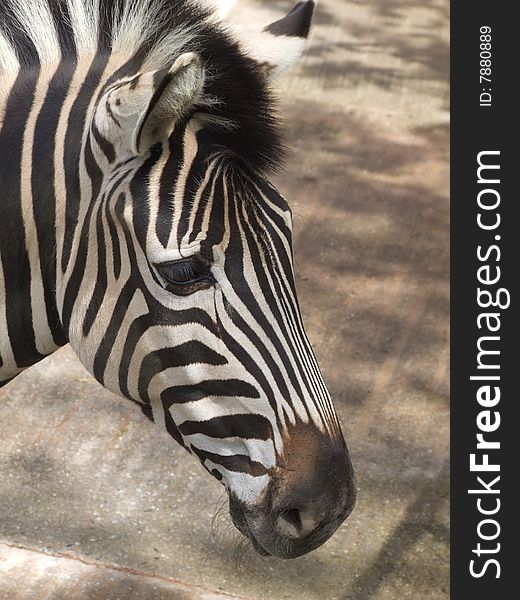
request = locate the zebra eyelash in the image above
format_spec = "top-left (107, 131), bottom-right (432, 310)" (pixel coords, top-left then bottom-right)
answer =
top-left (154, 256), bottom-right (215, 295)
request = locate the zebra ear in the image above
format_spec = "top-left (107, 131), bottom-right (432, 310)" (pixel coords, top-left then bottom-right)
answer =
top-left (237, 1), bottom-right (316, 78)
top-left (95, 53), bottom-right (204, 156)
top-left (133, 53), bottom-right (204, 153)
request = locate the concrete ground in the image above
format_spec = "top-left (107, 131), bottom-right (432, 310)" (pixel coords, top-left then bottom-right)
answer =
top-left (0, 1), bottom-right (449, 598)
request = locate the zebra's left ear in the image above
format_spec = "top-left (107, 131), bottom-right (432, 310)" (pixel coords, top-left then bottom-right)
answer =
top-left (237, 1), bottom-right (316, 78)
top-left (94, 53), bottom-right (204, 157)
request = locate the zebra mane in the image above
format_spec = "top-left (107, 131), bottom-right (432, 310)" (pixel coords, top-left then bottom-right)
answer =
top-left (0, 0), bottom-right (284, 173)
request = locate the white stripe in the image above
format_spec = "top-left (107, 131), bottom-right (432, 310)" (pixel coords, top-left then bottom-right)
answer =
top-left (167, 123), bottom-right (203, 251)
top-left (20, 71), bottom-right (59, 355)
top-left (0, 32), bottom-right (19, 76)
top-left (9, 0), bottom-right (61, 65)
top-left (66, 0), bottom-right (100, 57)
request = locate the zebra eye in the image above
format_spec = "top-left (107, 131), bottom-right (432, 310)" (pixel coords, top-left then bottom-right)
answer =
top-left (155, 257), bottom-right (213, 292)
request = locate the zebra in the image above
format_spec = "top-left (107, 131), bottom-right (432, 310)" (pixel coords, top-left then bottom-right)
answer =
top-left (0, 0), bottom-right (356, 559)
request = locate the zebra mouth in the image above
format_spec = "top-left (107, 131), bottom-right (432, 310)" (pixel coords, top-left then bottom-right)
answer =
top-left (228, 496), bottom-right (333, 559)
top-left (228, 497), bottom-right (271, 556)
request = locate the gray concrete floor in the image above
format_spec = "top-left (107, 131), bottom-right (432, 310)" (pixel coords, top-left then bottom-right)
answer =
top-left (0, 1), bottom-right (449, 598)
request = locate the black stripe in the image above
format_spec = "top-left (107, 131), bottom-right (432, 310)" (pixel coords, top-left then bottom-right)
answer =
top-left (97, 0), bottom-right (124, 51)
top-left (0, 69), bottom-right (44, 368)
top-left (91, 121), bottom-right (116, 163)
top-left (82, 177), bottom-right (108, 336)
top-left (118, 305), bottom-right (219, 403)
top-left (188, 168), bottom-right (215, 244)
top-left (61, 51), bottom-right (111, 273)
top-left (32, 61), bottom-right (77, 348)
top-left (92, 280), bottom-right (134, 384)
top-left (138, 342), bottom-right (228, 403)
top-left (161, 379), bottom-right (260, 405)
top-left (0, 5), bottom-right (40, 66)
top-left (106, 192), bottom-right (124, 280)
top-left (156, 121), bottom-right (186, 247)
top-left (179, 413), bottom-right (272, 440)
top-left (190, 447), bottom-right (268, 477)
top-left (200, 170), bottom-right (226, 249)
top-left (118, 313), bottom-right (152, 402)
top-left (130, 144), bottom-right (163, 252)
top-left (163, 410), bottom-right (188, 449)
top-left (48, 0), bottom-right (77, 60)
top-left (61, 135), bottom-right (103, 332)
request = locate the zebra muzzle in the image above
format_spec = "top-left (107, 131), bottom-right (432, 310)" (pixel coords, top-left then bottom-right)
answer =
top-left (227, 442), bottom-right (356, 559)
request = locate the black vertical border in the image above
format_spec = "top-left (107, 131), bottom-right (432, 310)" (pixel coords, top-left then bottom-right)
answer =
top-left (451, 2), bottom-right (516, 597)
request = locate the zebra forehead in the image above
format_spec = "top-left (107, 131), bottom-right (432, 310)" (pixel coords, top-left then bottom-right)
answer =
top-left (133, 141), bottom-right (291, 229)
top-left (1, 0), bottom-right (285, 174)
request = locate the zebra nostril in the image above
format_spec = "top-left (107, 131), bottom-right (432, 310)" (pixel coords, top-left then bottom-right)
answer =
top-left (275, 508), bottom-right (302, 539)
top-left (275, 506), bottom-right (316, 539)
top-left (283, 507), bottom-right (302, 529)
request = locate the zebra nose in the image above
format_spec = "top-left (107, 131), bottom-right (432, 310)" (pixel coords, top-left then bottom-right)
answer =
top-left (270, 450), bottom-right (357, 542)
top-left (274, 505), bottom-right (318, 539)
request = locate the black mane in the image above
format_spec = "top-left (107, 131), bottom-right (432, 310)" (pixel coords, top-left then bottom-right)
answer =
top-left (0, 0), bottom-right (285, 173)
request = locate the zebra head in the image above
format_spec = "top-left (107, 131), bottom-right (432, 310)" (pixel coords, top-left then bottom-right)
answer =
top-left (59, 0), bottom-right (355, 558)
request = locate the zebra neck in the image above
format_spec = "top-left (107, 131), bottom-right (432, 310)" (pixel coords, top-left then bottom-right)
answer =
top-left (0, 63), bottom-right (85, 382)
